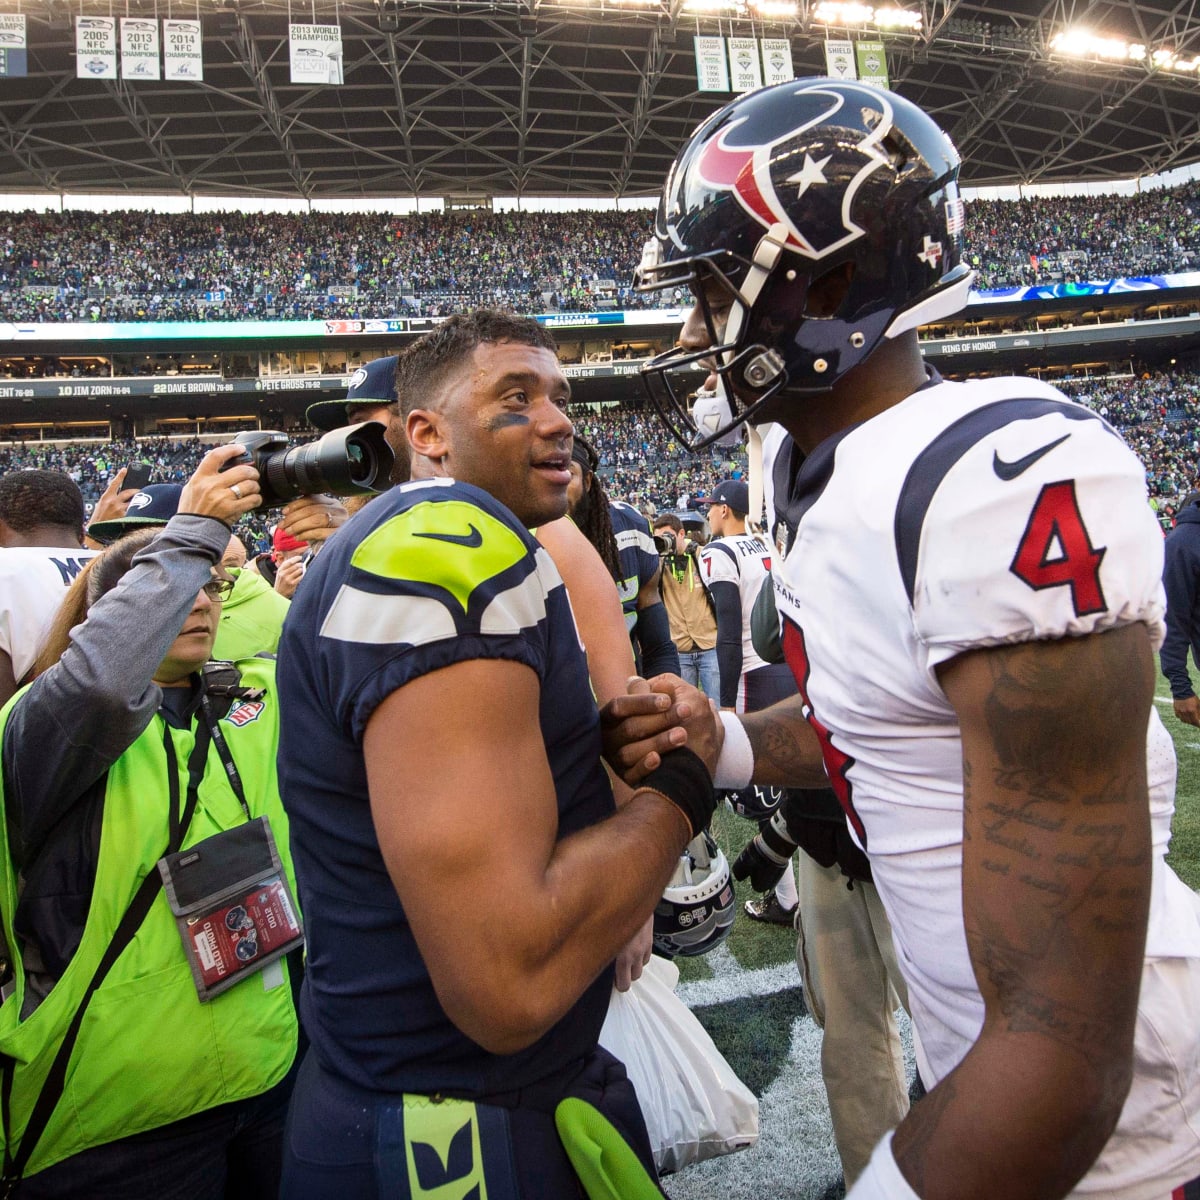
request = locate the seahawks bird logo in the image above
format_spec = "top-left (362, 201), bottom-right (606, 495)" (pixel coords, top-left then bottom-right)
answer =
top-left (677, 81), bottom-right (897, 262)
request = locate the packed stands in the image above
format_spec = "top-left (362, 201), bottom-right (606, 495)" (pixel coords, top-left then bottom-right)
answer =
top-left (4, 368), bottom-right (1199, 531)
top-left (1, 182), bottom-right (1198, 323)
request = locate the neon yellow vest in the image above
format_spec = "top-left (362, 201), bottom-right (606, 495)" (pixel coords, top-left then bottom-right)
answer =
top-left (0, 657), bottom-right (298, 1177)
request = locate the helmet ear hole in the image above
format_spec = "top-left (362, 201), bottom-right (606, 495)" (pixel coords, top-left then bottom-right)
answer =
top-left (803, 262), bottom-right (855, 320)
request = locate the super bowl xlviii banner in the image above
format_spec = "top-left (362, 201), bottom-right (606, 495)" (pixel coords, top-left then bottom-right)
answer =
top-left (760, 39), bottom-right (793, 86)
top-left (163, 20), bottom-right (203, 82)
top-left (121, 18), bottom-right (161, 80)
top-left (0, 15), bottom-right (27, 78)
top-left (824, 39), bottom-right (856, 80)
top-left (694, 36), bottom-right (729, 93)
top-left (856, 40), bottom-right (889, 88)
top-left (727, 37), bottom-right (762, 93)
top-left (76, 17), bottom-right (117, 79)
top-left (289, 24), bottom-right (343, 85)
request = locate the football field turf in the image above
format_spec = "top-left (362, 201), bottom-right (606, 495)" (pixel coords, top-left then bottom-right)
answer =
top-left (662, 690), bottom-right (1200, 1199)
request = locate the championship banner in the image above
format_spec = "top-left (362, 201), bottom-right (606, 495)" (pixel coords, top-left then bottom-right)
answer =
top-left (0, 15), bottom-right (27, 79)
top-left (727, 37), bottom-right (762, 94)
top-left (288, 24), bottom-right (343, 85)
top-left (163, 20), bottom-right (203, 82)
top-left (760, 38), bottom-right (794, 86)
top-left (121, 18), bottom-right (161, 80)
top-left (76, 17), bottom-right (117, 80)
top-left (694, 35), bottom-right (729, 93)
top-left (855, 40), bottom-right (889, 88)
top-left (824, 39), bottom-right (856, 79)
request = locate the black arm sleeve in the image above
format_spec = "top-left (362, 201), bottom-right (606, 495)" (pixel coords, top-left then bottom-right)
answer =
top-left (707, 579), bottom-right (743, 708)
top-left (634, 599), bottom-right (680, 678)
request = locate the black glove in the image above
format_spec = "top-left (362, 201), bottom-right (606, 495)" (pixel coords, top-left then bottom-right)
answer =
top-left (732, 808), bottom-right (799, 892)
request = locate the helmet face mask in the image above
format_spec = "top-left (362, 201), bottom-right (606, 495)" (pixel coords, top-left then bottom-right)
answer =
top-left (638, 77), bottom-right (975, 450)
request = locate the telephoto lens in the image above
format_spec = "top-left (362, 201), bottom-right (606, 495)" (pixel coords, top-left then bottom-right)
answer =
top-left (225, 421), bottom-right (395, 509)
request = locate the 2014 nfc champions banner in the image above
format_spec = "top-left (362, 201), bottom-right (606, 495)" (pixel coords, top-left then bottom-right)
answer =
top-left (163, 20), bottom-right (203, 82)
top-left (695, 37), bottom-right (793, 94)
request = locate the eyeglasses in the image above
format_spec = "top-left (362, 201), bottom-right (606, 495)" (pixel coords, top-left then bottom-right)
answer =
top-left (202, 579), bottom-right (235, 603)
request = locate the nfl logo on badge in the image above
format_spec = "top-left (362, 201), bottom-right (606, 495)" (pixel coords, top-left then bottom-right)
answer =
top-left (226, 700), bottom-right (265, 727)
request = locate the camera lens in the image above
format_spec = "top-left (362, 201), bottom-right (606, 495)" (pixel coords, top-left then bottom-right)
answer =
top-left (241, 422), bottom-right (395, 508)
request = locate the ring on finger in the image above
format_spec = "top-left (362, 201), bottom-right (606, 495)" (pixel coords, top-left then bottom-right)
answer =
top-left (230, 483), bottom-right (243, 499)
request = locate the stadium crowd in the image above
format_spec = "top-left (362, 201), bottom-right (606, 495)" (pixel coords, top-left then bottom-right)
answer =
top-left (1, 180), bottom-right (1197, 323)
top-left (3, 366), bottom-right (1199, 523)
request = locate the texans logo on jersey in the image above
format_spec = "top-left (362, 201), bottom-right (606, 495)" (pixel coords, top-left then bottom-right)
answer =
top-left (679, 80), bottom-right (896, 261)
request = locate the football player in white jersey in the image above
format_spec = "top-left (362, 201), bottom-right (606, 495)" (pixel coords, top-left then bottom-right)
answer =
top-left (0, 469), bottom-right (97, 705)
top-left (616, 78), bottom-right (1200, 1199)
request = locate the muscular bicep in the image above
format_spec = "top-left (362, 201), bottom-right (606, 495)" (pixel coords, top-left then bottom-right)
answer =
top-left (940, 624), bottom-right (1152, 1094)
top-left (364, 658), bottom-right (558, 1038)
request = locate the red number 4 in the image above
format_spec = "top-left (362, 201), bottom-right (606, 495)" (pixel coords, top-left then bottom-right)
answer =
top-left (1010, 481), bottom-right (1106, 617)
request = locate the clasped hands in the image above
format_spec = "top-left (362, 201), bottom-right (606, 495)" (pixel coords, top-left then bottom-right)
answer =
top-left (599, 673), bottom-right (724, 785)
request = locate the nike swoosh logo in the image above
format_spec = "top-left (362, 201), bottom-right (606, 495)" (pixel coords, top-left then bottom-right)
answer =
top-left (992, 433), bottom-right (1071, 481)
top-left (413, 524), bottom-right (483, 548)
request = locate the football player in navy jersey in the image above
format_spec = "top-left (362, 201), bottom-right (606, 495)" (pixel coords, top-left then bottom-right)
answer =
top-left (610, 79), bottom-right (1200, 1200)
top-left (276, 310), bottom-right (720, 1200)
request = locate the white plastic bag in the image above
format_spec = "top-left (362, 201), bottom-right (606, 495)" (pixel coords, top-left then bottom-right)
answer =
top-left (598, 954), bottom-right (759, 1173)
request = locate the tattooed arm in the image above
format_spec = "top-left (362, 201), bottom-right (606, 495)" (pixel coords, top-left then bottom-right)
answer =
top-left (888, 623), bottom-right (1153, 1199)
top-left (741, 694), bottom-right (830, 789)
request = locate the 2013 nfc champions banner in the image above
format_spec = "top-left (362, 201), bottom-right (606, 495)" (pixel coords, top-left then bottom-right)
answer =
top-left (695, 37), bottom-right (793, 94)
top-left (121, 18), bottom-right (161, 81)
top-left (0, 15), bottom-right (27, 78)
top-left (289, 24), bottom-right (343, 85)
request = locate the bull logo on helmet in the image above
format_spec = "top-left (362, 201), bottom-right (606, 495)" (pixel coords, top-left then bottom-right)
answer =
top-left (678, 81), bottom-right (897, 262)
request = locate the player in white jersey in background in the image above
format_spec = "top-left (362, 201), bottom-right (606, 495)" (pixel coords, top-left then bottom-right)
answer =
top-left (615, 77), bottom-right (1200, 1200)
top-left (700, 476), bottom-right (800, 924)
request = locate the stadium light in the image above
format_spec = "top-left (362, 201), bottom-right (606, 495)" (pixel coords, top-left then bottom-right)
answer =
top-left (812, 3), bottom-right (920, 32)
top-left (681, 0), bottom-right (740, 11)
top-left (1049, 27), bottom-right (1200, 75)
top-left (750, 0), bottom-right (798, 18)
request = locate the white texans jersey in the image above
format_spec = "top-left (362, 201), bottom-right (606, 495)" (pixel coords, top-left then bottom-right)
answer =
top-left (699, 532), bottom-right (773, 709)
top-left (771, 374), bottom-right (1200, 1197)
top-left (0, 545), bottom-right (98, 685)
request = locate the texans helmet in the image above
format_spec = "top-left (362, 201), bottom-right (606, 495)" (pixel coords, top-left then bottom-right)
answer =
top-left (653, 831), bottom-right (736, 958)
top-left (637, 78), bottom-right (974, 449)
top-left (723, 784), bottom-right (784, 822)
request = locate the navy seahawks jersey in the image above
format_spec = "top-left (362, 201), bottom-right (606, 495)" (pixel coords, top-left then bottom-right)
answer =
top-left (277, 478), bottom-right (615, 1097)
top-left (609, 499), bottom-right (658, 635)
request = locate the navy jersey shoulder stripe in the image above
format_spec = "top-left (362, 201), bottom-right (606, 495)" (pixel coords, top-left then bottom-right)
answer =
top-left (704, 540), bottom-right (739, 568)
top-left (894, 397), bottom-right (1113, 606)
top-left (777, 426), bottom-right (856, 554)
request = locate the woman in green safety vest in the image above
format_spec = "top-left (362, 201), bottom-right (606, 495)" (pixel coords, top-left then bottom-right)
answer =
top-left (0, 445), bottom-right (302, 1199)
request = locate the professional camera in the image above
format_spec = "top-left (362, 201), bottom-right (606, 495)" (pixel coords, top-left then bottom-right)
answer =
top-left (652, 531), bottom-right (675, 556)
top-left (225, 421), bottom-right (394, 509)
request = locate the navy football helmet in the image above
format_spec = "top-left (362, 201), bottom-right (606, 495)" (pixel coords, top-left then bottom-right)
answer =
top-left (637, 78), bottom-right (974, 449)
top-left (722, 784), bottom-right (784, 822)
top-left (653, 831), bottom-right (736, 958)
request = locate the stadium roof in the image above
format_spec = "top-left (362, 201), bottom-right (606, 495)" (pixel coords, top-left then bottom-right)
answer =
top-left (1, 0), bottom-right (1199, 202)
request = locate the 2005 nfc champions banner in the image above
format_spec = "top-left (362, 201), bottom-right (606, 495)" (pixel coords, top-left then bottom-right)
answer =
top-left (75, 17), bottom-right (117, 80)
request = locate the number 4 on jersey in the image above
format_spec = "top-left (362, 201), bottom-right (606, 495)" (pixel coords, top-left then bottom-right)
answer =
top-left (1009, 480), bottom-right (1107, 617)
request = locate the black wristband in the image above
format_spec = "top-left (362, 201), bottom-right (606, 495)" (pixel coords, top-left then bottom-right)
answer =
top-left (638, 746), bottom-right (716, 839)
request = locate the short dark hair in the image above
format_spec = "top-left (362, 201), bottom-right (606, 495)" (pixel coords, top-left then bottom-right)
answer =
top-left (397, 309), bottom-right (558, 417)
top-left (0, 469), bottom-right (85, 534)
top-left (654, 512), bottom-right (682, 533)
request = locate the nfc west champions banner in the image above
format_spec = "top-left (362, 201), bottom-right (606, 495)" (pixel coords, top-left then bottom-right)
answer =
top-left (76, 17), bottom-right (117, 79)
top-left (121, 18), bottom-right (161, 80)
top-left (289, 24), bottom-right (343, 85)
top-left (163, 20), bottom-right (203, 82)
top-left (0, 15), bottom-right (27, 78)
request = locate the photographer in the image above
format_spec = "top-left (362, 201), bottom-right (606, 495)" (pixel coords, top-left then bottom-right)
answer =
top-left (0, 446), bottom-right (301, 1197)
top-left (652, 512), bottom-right (718, 700)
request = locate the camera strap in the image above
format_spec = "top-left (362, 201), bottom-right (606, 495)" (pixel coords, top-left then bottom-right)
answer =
top-left (0, 716), bottom-right (211, 1194)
